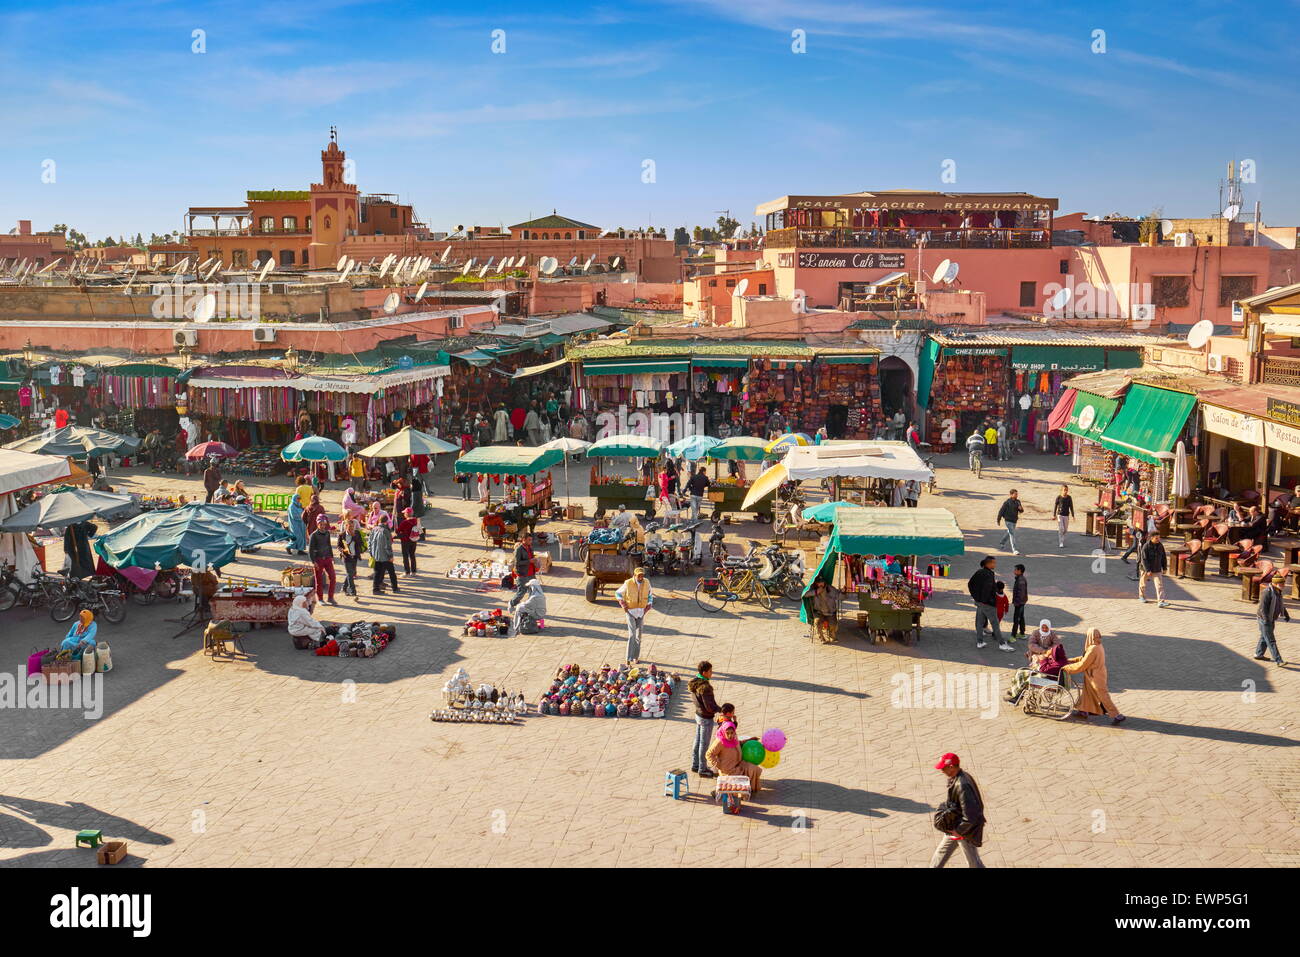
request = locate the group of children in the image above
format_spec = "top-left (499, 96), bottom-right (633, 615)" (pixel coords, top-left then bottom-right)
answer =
top-left (993, 563), bottom-right (1031, 638)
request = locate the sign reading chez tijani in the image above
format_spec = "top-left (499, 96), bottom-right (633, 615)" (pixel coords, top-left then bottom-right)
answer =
top-left (794, 252), bottom-right (907, 269)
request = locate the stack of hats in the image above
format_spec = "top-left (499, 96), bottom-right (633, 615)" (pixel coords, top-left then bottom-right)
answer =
top-left (537, 662), bottom-right (678, 718)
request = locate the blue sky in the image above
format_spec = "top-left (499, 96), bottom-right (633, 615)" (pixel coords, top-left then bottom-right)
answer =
top-left (2, 0), bottom-right (1297, 240)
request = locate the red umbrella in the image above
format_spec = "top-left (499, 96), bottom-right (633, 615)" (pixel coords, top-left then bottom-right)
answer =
top-left (186, 441), bottom-right (238, 460)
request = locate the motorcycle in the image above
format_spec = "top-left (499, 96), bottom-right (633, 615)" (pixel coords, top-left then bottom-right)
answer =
top-left (50, 576), bottom-right (127, 625)
top-left (0, 563), bottom-right (70, 613)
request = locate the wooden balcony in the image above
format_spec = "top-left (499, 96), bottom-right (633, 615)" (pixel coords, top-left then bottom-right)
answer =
top-left (1259, 355), bottom-right (1300, 387)
top-left (765, 226), bottom-right (1051, 250)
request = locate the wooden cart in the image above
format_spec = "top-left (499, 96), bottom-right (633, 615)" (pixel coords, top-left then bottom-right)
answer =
top-left (582, 547), bottom-right (641, 603)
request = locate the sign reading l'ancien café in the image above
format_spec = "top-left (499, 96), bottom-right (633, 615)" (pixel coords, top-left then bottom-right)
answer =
top-left (794, 252), bottom-right (907, 269)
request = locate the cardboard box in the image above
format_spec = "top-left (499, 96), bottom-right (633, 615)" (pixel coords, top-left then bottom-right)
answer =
top-left (564, 504), bottom-right (585, 520)
top-left (535, 553), bottom-right (553, 573)
top-left (97, 841), bottom-right (128, 865)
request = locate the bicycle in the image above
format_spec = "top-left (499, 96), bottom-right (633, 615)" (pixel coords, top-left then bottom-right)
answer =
top-left (918, 442), bottom-right (939, 493)
top-left (694, 561), bottom-right (772, 613)
top-left (968, 449), bottom-right (983, 478)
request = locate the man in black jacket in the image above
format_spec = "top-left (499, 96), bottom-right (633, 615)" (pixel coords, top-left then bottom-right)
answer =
top-left (967, 555), bottom-right (1010, 651)
top-left (1137, 532), bottom-right (1169, 607)
top-left (308, 515), bottom-right (337, 605)
top-left (686, 467), bottom-right (711, 521)
top-left (1255, 573), bottom-right (1289, 666)
top-left (995, 489), bottom-right (1023, 556)
top-left (687, 660), bottom-right (720, 777)
top-left (930, 752), bottom-right (985, 868)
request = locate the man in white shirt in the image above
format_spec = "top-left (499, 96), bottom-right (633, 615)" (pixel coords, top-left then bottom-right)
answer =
top-left (615, 566), bottom-right (654, 663)
top-left (610, 505), bottom-right (632, 530)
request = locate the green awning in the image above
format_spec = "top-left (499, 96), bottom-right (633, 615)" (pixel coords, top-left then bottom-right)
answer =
top-left (819, 355), bottom-right (879, 365)
top-left (0, 379), bottom-right (23, 391)
top-left (706, 437), bottom-right (772, 462)
top-left (451, 349), bottom-right (495, 368)
top-left (1064, 391), bottom-right (1118, 441)
top-left (1097, 384), bottom-right (1196, 465)
top-left (538, 334), bottom-right (567, 348)
top-left (692, 357), bottom-right (750, 369)
top-left (103, 363), bottom-right (178, 378)
top-left (583, 358), bottom-right (690, 376)
top-left (1106, 349), bottom-right (1143, 369)
top-left (1011, 346), bottom-right (1104, 371)
top-left (454, 446), bottom-right (564, 476)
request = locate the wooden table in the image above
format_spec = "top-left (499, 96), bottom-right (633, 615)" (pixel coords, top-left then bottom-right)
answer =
top-left (1238, 567), bottom-right (1265, 603)
top-left (1104, 519), bottom-right (1128, 550)
top-left (1084, 509), bottom-right (1102, 536)
top-left (209, 589), bottom-right (312, 626)
top-left (1210, 543), bottom-right (1237, 577)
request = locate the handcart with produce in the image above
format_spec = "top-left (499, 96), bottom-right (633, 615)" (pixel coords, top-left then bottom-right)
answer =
top-left (585, 433), bottom-right (667, 519)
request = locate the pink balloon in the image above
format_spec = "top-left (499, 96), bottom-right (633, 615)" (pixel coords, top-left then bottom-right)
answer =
top-left (761, 728), bottom-right (786, 752)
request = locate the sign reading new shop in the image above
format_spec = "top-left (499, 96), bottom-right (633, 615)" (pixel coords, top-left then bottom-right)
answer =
top-left (795, 252), bottom-right (907, 269)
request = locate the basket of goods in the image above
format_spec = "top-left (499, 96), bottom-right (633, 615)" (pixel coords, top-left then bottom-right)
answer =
top-left (280, 565), bottom-right (314, 588)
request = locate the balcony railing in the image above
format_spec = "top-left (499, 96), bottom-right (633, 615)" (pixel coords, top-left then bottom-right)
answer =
top-left (765, 226), bottom-right (1051, 250)
top-left (1260, 356), bottom-right (1300, 387)
top-left (188, 227), bottom-right (309, 237)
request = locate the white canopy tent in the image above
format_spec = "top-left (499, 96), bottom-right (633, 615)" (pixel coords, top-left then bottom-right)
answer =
top-left (0, 450), bottom-right (74, 581)
top-left (742, 441), bottom-right (933, 510)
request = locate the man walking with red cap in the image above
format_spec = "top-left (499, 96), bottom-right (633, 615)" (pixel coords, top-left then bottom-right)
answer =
top-left (930, 753), bottom-right (986, 868)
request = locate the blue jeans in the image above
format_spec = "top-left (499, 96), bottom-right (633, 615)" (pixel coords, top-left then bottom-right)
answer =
top-left (998, 522), bottom-right (1018, 552)
top-left (1256, 619), bottom-right (1282, 663)
top-left (693, 715), bottom-right (714, 771)
top-left (975, 603), bottom-right (1002, 644)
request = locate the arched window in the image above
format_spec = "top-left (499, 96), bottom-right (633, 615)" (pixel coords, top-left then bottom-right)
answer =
top-left (541, 233), bottom-right (549, 240)
top-left (324, 215), bottom-right (332, 230)
top-left (565, 232), bottom-right (572, 239)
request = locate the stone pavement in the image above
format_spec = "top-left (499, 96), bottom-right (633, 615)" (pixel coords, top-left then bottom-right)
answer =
top-left (0, 451), bottom-right (1295, 868)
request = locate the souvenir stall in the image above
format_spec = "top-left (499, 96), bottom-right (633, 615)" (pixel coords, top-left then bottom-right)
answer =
top-left (809, 356), bottom-right (883, 440)
top-left (34, 361), bottom-right (99, 428)
top-left (90, 363), bottom-right (181, 438)
top-left (0, 450), bottom-right (74, 580)
top-left (743, 441), bottom-right (934, 512)
top-left (455, 445), bottom-right (563, 521)
top-left (738, 358), bottom-right (812, 438)
top-left (210, 578), bottom-right (314, 627)
top-left (705, 437), bottom-right (777, 520)
top-left (922, 346), bottom-right (1010, 452)
top-left (575, 357), bottom-right (691, 438)
top-left (690, 357), bottom-right (749, 437)
top-left (800, 506), bottom-right (965, 645)
top-left (585, 433), bottom-right (667, 518)
top-left (1008, 347), bottom-right (1109, 451)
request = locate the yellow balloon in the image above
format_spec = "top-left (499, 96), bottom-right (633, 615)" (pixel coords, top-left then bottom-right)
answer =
top-left (760, 750), bottom-right (780, 769)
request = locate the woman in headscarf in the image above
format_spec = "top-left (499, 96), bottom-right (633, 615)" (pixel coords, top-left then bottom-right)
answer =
top-left (60, 610), bottom-right (98, 658)
top-left (396, 507), bottom-right (420, 576)
top-left (341, 485), bottom-right (366, 521)
top-left (364, 501), bottom-right (385, 528)
top-left (302, 491), bottom-right (326, 533)
top-left (391, 477), bottom-right (410, 522)
top-left (510, 578), bottom-right (547, 634)
top-left (705, 722), bottom-right (762, 793)
top-left (286, 595), bottom-right (325, 643)
top-left (286, 478), bottom-right (308, 555)
top-left (1007, 620), bottom-right (1068, 705)
top-left (1062, 628), bottom-right (1126, 724)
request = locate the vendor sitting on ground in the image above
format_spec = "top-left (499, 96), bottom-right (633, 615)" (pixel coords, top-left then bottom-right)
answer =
top-left (231, 480), bottom-right (251, 506)
top-left (510, 578), bottom-right (547, 634)
top-left (705, 722), bottom-right (763, 793)
top-left (212, 481), bottom-right (235, 504)
top-left (287, 595), bottom-right (325, 644)
top-left (1007, 619), bottom-right (1068, 704)
top-left (60, 610), bottom-right (97, 658)
top-left (810, 579), bottom-right (842, 644)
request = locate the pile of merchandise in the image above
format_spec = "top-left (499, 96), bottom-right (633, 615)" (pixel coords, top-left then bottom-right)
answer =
top-left (227, 445), bottom-right (285, 478)
top-left (446, 557), bottom-right (511, 580)
top-left (434, 667), bottom-right (529, 723)
top-left (308, 621), bottom-right (396, 657)
top-left (586, 527), bottom-right (628, 546)
top-left (462, 608), bottom-right (512, 636)
top-left (537, 662), bottom-right (679, 717)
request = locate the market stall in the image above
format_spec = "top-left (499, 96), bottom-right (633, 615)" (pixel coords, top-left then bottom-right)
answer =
top-left (455, 446), bottom-right (563, 535)
top-left (921, 344), bottom-right (1009, 452)
top-left (704, 437), bottom-right (777, 520)
top-left (92, 503), bottom-right (290, 571)
top-left (800, 506), bottom-right (965, 645)
top-left (585, 433), bottom-right (667, 518)
top-left (4, 425), bottom-right (141, 461)
top-left (742, 440), bottom-right (933, 510)
top-left (209, 583), bottom-right (313, 626)
top-left (0, 450), bottom-right (73, 580)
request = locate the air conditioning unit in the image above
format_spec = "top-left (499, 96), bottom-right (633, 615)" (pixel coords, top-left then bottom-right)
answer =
top-left (173, 329), bottom-right (198, 347)
top-left (449, 313), bottom-right (464, 330)
top-left (252, 326), bottom-right (277, 342)
top-left (1207, 353), bottom-right (1226, 372)
top-left (1131, 303), bottom-right (1155, 323)
top-left (1173, 232), bottom-right (1195, 247)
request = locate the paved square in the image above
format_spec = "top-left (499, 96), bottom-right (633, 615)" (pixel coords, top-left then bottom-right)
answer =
top-left (1, 453), bottom-right (1296, 867)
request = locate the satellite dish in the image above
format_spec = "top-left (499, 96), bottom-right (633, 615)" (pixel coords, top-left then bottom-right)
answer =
top-left (336, 255), bottom-right (348, 271)
top-left (516, 255), bottom-right (528, 268)
top-left (733, 278), bottom-right (749, 297)
top-left (1048, 287), bottom-right (1072, 311)
top-left (205, 260), bottom-right (223, 281)
top-left (249, 259), bottom-right (260, 272)
top-left (192, 293), bottom-right (217, 322)
top-left (461, 260), bottom-right (473, 276)
top-left (943, 261), bottom-right (959, 284)
top-left (1186, 319), bottom-right (1214, 350)
top-left (257, 258), bottom-right (274, 282)
top-left (1160, 219), bottom-right (1175, 237)
top-left (1222, 204), bottom-right (1241, 221)
top-left (340, 261), bottom-right (355, 281)
top-left (377, 258), bottom-right (391, 279)
top-left (440, 247), bottom-right (451, 263)
top-left (382, 292), bottom-right (400, 314)
top-left (612, 256), bottom-right (624, 270)
top-left (478, 263), bottom-right (491, 278)
top-left (540, 256), bottom-right (559, 275)
top-left (484, 256), bottom-right (495, 271)
top-left (567, 256), bottom-right (578, 267)
top-left (415, 281), bottom-right (428, 301)
top-left (931, 259), bottom-right (952, 284)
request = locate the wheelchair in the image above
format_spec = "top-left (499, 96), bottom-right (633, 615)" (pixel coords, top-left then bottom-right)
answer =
top-left (1019, 670), bottom-right (1081, 720)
